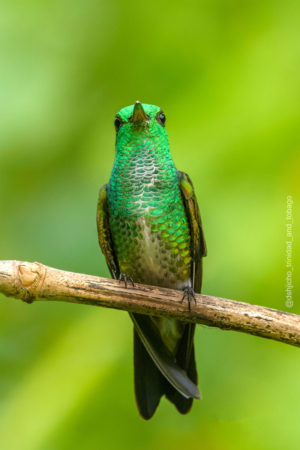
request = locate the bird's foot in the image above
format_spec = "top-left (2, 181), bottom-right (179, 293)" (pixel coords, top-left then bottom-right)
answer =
top-left (180, 286), bottom-right (196, 311)
top-left (119, 273), bottom-right (135, 288)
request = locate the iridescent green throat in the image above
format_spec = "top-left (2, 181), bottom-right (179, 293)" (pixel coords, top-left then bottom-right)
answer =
top-left (107, 103), bottom-right (180, 218)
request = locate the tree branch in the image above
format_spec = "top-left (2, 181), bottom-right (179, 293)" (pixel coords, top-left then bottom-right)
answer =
top-left (0, 260), bottom-right (299, 347)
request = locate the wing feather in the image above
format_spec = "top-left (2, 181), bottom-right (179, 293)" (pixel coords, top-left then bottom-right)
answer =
top-left (178, 170), bottom-right (207, 293)
top-left (96, 184), bottom-right (119, 279)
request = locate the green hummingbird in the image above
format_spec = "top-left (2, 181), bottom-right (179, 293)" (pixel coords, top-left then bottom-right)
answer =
top-left (97, 101), bottom-right (206, 419)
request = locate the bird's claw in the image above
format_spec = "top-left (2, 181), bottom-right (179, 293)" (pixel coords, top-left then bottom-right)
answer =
top-left (180, 287), bottom-right (196, 311)
top-left (119, 273), bottom-right (135, 288)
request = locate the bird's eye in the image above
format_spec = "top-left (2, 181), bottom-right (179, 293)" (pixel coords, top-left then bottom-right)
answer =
top-left (114, 117), bottom-right (122, 131)
top-left (156, 111), bottom-right (166, 126)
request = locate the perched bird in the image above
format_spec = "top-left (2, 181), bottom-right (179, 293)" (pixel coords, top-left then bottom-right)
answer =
top-left (97, 101), bottom-right (206, 419)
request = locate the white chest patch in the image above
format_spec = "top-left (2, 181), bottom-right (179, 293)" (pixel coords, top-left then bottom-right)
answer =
top-left (136, 217), bottom-right (191, 290)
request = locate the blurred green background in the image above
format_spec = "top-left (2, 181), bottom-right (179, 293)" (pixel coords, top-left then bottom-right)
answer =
top-left (0, 0), bottom-right (299, 449)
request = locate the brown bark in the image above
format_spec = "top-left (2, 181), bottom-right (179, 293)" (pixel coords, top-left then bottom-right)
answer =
top-left (0, 260), bottom-right (299, 347)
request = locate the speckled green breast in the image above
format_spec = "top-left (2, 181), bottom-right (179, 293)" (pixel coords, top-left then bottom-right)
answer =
top-left (107, 147), bottom-right (192, 290)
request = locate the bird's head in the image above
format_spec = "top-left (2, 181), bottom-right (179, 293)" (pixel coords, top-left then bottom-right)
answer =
top-left (114, 101), bottom-right (168, 153)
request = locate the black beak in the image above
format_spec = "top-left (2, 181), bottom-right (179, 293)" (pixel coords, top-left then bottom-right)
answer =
top-left (132, 101), bottom-right (148, 122)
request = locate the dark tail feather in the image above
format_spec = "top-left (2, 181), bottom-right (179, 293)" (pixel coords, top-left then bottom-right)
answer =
top-left (165, 324), bottom-right (198, 414)
top-left (134, 330), bottom-right (165, 420)
top-left (134, 323), bottom-right (198, 418)
top-left (131, 313), bottom-right (200, 400)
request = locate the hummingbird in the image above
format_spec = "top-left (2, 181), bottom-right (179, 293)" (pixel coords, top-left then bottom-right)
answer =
top-left (97, 101), bottom-right (206, 419)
